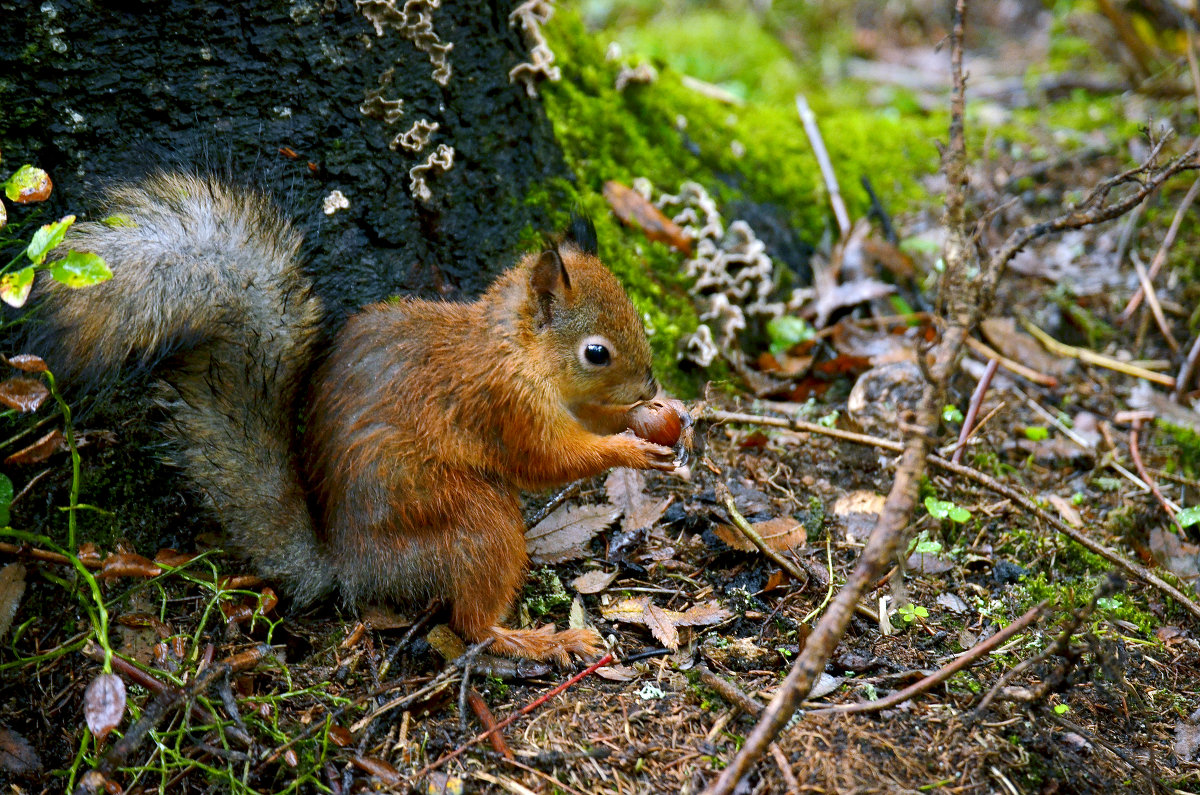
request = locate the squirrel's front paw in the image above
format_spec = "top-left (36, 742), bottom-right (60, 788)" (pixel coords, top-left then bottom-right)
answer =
top-left (620, 431), bottom-right (677, 472)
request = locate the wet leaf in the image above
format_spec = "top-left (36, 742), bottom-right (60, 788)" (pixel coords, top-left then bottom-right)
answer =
top-left (84, 673), bottom-right (126, 741)
top-left (25, 215), bottom-right (74, 265)
top-left (327, 724), bottom-right (353, 747)
top-left (571, 569), bottom-right (618, 594)
top-left (0, 267), bottom-right (35, 308)
top-left (4, 428), bottom-right (66, 466)
top-left (0, 726), bottom-right (42, 776)
top-left (98, 552), bottom-right (162, 580)
top-left (0, 377), bottom-right (48, 413)
top-left (0, 564), bottom-right (27, 641)
top-left (49, 250), bottom-right (112, 288)
top-left (4, 165), bottom-right (52, 204)
top-left (5, 354), bottom-right (47, 373)
top-left (526, 503), bottom-right (619, 564)
top-left (352, 755), bottom-right (402, 784)
top-left (603, 180), bottom-right (692, 254)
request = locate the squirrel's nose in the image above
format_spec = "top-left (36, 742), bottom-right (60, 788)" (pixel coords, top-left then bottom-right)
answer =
top-left (641, 375), bottom-right (659, 402)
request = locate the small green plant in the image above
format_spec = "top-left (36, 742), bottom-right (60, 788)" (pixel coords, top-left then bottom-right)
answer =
top-left (1053, 703), bottom-right (1070, 715)
top-left (1023, 426), bottom-right (1049, 441)
top-left (766, 315), bottom-right (814, 355)
top-left (924, 496), bottom-right (971, 523)
top-left (908, 530), bottom-right (943, 556)
top-left (942, 404), bottom-right (964, 424)
top-left (1178, 506), bottom-right (1200, 529)
top-left (897, 602), bottom-right (929, 623)
top-left (818, 409), bottom-right (839, 428)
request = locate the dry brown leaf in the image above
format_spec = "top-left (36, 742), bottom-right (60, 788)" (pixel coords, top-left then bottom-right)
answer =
top-left (0, 377), bottom-right (48, 413)
top-left (4, 428), bottom-right (66, 466)
top-left (595, 664), bottom-right (638, 681)
top-left (0, 564), bottom-right (26, 642)
top-left (981, 317), bottom-right (1068, 377)
top-left (713, 516), bottom-right (803, 553)
top-left (603, 180), bottom-right (692, 254)
top-left (599, 596), bottom-right (651, 623)
top-left (5, 354), bottom-right (47, 373)
top-left (605, 468), bottom-right (646, 516)
top-left (643, 603), bottom-right (679, 649)
top-left (833, 490), bottom-right (887, 515)
top-left (0, 726), bottom-right (42, 776)
top-left (98, 552), bottom-right (162, 580)
top-left (83, 673), bottom-right (126, 741)
top-left (351, 755), bottom-right (402, 785)
top-left (571, 569), bottom-right (619, 594)
top-left (526, 503), bottom-right (619, 564)
top-left (624, 496), bottom-right (673, 536)
top-left (1047, 494), bottom-right (1083, 528)
top-left (675, 601), bottom-right (733, 627)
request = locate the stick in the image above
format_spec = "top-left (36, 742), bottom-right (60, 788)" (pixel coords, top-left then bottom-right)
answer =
top-left (805, 601), bottom-right (1044, 715)
top-left (1019, 318), bottom-right (1175, 387)
top-left (406, 653), bottom-right (613, 785)
top-left (953, 358), bottom-right (999, 464)
top-left (796, 94), bottom-right (851, 239)
top-left (1120, 175), bottom-right (1200, 323)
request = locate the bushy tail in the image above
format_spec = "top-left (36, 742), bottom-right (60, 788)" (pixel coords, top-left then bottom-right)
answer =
top-left (30, 174), bottom-right (334, 604)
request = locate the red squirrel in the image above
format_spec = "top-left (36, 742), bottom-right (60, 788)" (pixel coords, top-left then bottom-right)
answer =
top-left (29, 174), bottom-right (679, 664)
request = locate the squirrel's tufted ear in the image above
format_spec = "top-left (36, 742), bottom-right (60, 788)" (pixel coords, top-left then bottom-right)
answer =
top-left (562, 213), bottom-right (598, 256)
top-left (529, 248), bottom-right (571, 328)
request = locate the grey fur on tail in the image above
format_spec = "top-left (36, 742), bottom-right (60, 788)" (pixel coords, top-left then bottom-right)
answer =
top-left (33, 174), bottom-right (334, 604)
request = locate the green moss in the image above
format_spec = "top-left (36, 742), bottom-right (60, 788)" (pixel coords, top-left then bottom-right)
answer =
top-left (522, 566), bottom-right (572, 617)
top-left (533, 10), bottom-right (944, 393)
top-left (1157, 420), bottom-right (1200, 479)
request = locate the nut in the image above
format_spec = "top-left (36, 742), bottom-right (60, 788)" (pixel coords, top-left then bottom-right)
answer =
top-left (627, 398), bottom-right (687, 447)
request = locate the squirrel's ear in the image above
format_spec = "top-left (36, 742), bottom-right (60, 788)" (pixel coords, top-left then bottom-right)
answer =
top-left (530, 248), bottom-right (571, 328)
top-left (563, 214), bottom-right (598, 256)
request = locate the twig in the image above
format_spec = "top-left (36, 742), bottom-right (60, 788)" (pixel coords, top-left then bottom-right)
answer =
top-left (695, 664), bottom-right (764, 716)
top-left (457, 638), bottom-right (494, 732)
top-left (1019, 317), bottom-right (1175, 386)
top-left (770, 743), bottom-right (800, 795)
top-left (466, 689), bottom-right (513, 760)
top-left (406, 652), bottom-right (614, 785)
top-left (964, 336), bottom-right (1058, 387)
top-left (704, 407), bottom-right (1200, 624)
top-left (527, 481), bottom-right (582, 528)
top-left (1129, 418), bottom-right (1177, 520)
top-left (1173, 334), bottom-right (1200, 403)
top-left (953, 358), bottom-right (999, 464)
top-left (378, 604), bottom-right (438, 680)
top-left (1120, 175), bottom-right (1200, 323)
top-left (1130, 251), bottom-right (1179, 352)
top-left (796, 94), bottom-right (851, 239)
top-left (806, 601), bottom-right (1044, 715)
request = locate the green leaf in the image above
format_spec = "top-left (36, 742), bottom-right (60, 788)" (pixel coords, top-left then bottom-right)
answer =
top-left (948, 505), bottom-right (972, 523)
top-left (766, 315), bottom-right (814, 355)
top-left (1023, 426), bottom-right (1049, 441)
top-left (924, 496), bottom-right (952, 519)
top-left (1096, 597), bottom-right (1120, 610)
top-left (914, 539), bottom-right (942, 555)
top-left (101, 213), bottom-right (135, 227)
top-left (1178, 506), bottom-right (1200, 529)
top-left (0, 473), bottom-right (11, 527)
top-left (49, 251), bottom-right (112, 288)
top-left (942, 405), bottom-right (964, 424)
top-left (1053, 703), bottom-right (1069, 715)
top-left (25, 215), bottom-right (76, 265)
top-left (899, 235), bottom-right (940, 255)
top-left (0, 266), bottom-right (36, 308)
top-left (4, 165), bottom-right (52, 204)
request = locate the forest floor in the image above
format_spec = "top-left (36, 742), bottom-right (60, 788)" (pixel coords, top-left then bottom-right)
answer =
top-left (5, 2), bottom-right (1200, 794)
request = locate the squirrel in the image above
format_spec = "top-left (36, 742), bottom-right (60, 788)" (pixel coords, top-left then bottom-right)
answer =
top-left (26, 173), bottom-right (679, 664)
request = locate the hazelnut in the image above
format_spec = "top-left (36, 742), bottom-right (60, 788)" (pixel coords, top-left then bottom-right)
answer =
top-left (627, 398), bottom-right (687, 447)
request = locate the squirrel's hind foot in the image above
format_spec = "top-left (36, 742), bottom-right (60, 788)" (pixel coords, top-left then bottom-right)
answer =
top-left (481, 624), bottom-right (603, 667)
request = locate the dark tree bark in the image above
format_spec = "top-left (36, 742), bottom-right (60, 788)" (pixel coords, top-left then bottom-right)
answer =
top-left (0, 0), bottom-right (570, 314)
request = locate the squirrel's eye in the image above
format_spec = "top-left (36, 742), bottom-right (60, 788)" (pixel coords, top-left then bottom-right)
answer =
top-left (584, 343), bottom-right (610, 366)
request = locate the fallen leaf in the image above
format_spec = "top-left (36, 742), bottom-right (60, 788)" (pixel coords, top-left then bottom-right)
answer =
top-left (906, 552), bottom-right (955, 575)
top-left (5, 354), bottom-right (47, 373)
top-left (714, 516), bottom-right (805, 553)
top-left (0, 564), bottom-right (26, 641)
top-left (0, 377), bottom-right (48, 413)
top-left (84, 673), bottom-right (126, 741)
top-left (1149, 527), bottom-right (1200, 594)
top-left (98, 552), bottom-right (162, 580)
top-left (4, 428), bottom-right (66, 465)
top-left (352, 755), bottom-right (401, 785)
top-left (643, 603), bottom-right (679, 649)
top-left (806, 672), bottom-right (844, 700)
top-left (595, 664), bottom-right (638, 681)
top-left (571, 569), bottom-right (618, 594)
top-left (981, 317), bottom-right (1068, 377)
top-left (675, 602), bottom-right (733, 626)
top-left (0, 726), bottom-right (42, 776)
top-left (599, 596), bottom-right (651, 624)
top-left (1047, 494), bottom-right (1083, 528)
top-left (603, 180), bottom-right (692, 254)
top-left (526, 503), bottom-right (619, 564)
top-left (936, 592), bottom-right (969, 614)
